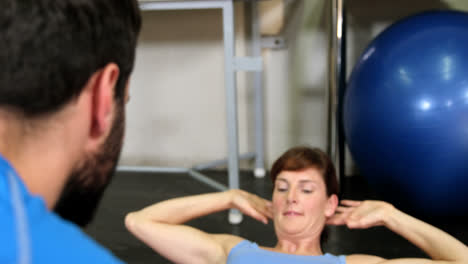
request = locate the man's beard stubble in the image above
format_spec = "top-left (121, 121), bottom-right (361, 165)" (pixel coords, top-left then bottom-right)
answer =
top-left (54, 103), bottom-right (125, 227)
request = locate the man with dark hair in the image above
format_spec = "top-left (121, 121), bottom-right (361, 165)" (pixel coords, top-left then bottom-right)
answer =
top-left (0, 0), bottom-right (141, 262)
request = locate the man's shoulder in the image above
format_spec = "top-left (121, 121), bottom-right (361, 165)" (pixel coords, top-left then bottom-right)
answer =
top-left (31, 211), bottom-right (123, 263)
top-left (0, 195), bottom-right (123, 263)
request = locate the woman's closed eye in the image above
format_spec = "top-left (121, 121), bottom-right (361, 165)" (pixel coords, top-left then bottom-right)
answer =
top-left (276, 187), bottom-right (288, 192)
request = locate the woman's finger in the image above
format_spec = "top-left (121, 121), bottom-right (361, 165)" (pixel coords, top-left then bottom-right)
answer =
top-left (261, 202), bottom-right (273, 219)
top-left (335, 206), bottom-right (355, 213)
top-left (340, 200), bottom-right (362, 207)
top-left (252, 204), bottom-right (269, 219)
top-left (245, 206), bottom-right (268, 224)
top-left (326, 213), bottom-right (347, 225)
top-left (249, 197), bottom-right (273, 222)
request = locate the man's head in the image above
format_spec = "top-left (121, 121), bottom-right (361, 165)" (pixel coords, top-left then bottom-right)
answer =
top-left (0, 0), bottom-right (141, 226)
top-left (0, 0), bottom-right (141, 116)
top-left (54, 99), bottom-right (126, 227)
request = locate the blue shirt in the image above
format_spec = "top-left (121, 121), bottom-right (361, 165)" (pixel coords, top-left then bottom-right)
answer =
top-left (227, 240), bottom-right (346, 264)
top-left (0, 154), bottom-right (123, 264)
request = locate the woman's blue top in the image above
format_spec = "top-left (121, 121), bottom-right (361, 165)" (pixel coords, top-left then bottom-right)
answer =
top-left (227, 240), bottom-right (346, 264)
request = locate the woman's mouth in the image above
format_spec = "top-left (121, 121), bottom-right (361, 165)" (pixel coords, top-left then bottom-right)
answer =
top-left (283, 211), bottom-right (303, 216)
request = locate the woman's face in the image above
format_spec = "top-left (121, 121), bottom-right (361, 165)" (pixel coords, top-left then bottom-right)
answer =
top-left (272, 168), bottom-right (337, 239)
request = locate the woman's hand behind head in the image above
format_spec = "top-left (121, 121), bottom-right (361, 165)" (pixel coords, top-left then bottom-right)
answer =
top-left (228, 189), bottom-right (273, 224)
top-left (326, 200), bottom-right (395, 229)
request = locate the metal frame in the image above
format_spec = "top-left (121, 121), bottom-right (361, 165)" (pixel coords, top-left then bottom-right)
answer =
top-left (119, 0), bottom-right (266, 224)
top-left (327, 0), bottom-right (346, 188)
top-left (260, 0), bottom-right (304, 50)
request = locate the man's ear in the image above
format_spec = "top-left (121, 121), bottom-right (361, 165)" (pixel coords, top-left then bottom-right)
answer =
top-left (86, 63), bottom-right (120, 151)
top-left (325, 194), bottom-right (339, 218)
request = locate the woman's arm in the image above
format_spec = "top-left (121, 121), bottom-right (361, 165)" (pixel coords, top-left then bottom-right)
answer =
top-left (328, 200), bottom-right (468, 264)
top-left (125, 190), bottom-right (272, 264)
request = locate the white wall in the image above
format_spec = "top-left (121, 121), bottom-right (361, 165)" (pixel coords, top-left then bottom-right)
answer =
top-left (122, 5), bottom-right (249, 167)
top-left (120, 0), bottom-right (468, 171)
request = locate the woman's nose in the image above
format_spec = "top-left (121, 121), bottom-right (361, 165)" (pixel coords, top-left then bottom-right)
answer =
top-left (287, 189), bottom-right (298, 204)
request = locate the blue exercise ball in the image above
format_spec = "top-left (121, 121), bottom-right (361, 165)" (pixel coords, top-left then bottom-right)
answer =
top-left (344, 11), bottom-right (468, 216)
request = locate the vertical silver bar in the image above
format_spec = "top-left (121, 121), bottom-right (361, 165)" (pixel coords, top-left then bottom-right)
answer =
top-left (222, 1), bottom-right (239, 192)
top-left (222, 1), bottom-right (242, 224)
top-left (327, 0), bottom-right (344, 182)
top-left (251, 1), bottom-right (266, 178)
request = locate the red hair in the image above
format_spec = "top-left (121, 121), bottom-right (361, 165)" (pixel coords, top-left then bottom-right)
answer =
top-left (270, 146), bottom-right (339, 247)
top-left (270, 146), bottom-right (339, 197)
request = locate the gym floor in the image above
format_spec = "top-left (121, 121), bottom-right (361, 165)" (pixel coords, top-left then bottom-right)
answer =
top-left (85, 171), bottom-right (468, 264)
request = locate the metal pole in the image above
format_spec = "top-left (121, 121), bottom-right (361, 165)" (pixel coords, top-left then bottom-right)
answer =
top-left (187, 170), bottom-right (228, 191)
top-left (222, 1), bottom-right (243, 224)
top-left (327, 0), bottom-right (345, 186)
top-left (251, 1), bottom-right (266, 178)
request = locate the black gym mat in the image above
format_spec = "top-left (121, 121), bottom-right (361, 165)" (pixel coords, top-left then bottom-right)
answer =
top-left (85, 171), bottom-right (468, 264)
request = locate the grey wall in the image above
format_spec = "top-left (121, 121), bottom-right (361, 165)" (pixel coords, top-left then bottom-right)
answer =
top-left (120, 0), bottom-right (468, 173)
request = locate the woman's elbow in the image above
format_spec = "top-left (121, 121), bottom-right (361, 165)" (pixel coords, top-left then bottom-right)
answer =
top-left (125, 212), bottom-right (138, 231)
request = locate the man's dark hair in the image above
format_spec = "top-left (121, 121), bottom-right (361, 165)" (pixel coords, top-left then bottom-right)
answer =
top-left (0, 0), bottom-right (141, 116)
